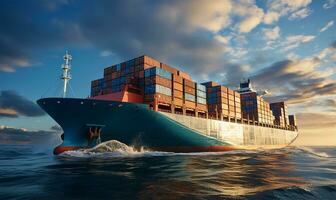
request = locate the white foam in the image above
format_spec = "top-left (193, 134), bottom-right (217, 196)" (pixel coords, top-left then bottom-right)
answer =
top-left (297, 146), bottom-right (331, 158)
top-left (59, 140), bottom-right (264, 158)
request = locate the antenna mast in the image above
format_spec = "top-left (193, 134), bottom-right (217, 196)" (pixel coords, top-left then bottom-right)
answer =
top-left (61, 51), bottom-right (72, 98)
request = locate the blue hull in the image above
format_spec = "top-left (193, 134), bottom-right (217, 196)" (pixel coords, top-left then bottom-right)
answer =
top-left (37, 98), bottom-right (232, 154)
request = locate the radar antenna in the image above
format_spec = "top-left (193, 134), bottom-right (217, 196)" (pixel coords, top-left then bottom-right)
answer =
top-left (61, 51), bottom-right (72, 98)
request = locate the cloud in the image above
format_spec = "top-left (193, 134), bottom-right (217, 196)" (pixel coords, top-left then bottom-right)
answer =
top-left (234, 2), bottom-right (264, 33)
top-left (263, 12), bottom-right (280, 24)
top-left (252, 57), bottom-right (336, 104)
top-left (262, 26), bottom-right (280, 40)
top-left (283, 35), bottom-right (315, 51)
top-left (265, 0), bottom-right (312, 23)
top-left (319, 20), bottom-right (334, 32)
top-left (0, 1), bottom-right (86, 72)
top-left (0, 90), bottom-right (45, 118)
top-left (0, 125), bottom-right (60, 145)
top-left (100, 50), bottom-right (114, 57)
top-left (75, 0), bottom-right (236, 75)
top-left (296, 113), bottom-right (336, 129)
top-left (288, 7), bottom-right (312, 20)
top-left (251, 41), bottom-right (336, 103)
top-left (214, 35), bottom-right (231, 45)
top-left (323, 0), bottom-right (336, 9)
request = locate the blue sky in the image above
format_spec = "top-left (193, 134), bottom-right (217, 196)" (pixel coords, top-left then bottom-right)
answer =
top-left (0, 0), bottom-right (335, 145)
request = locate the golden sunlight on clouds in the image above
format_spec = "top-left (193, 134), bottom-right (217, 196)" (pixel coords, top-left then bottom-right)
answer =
top-left (0, 108), bottom-right (18, 117)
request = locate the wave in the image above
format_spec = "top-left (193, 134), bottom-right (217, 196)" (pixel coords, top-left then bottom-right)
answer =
top-left (60, 140), bottom-right (334, 159)
top-left (249, 184), bottom-right (336, 199)
top-left (60, 140), bottom-right (267, 158)
top-left (296, 146), bottom-right (332, 158)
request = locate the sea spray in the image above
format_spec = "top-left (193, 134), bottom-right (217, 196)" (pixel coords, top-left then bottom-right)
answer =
top-left (297, 146), bottom-right (331, 158)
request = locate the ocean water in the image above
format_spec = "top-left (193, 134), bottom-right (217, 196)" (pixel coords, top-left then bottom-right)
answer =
top-left (0, 142), bottom-right (335, 200)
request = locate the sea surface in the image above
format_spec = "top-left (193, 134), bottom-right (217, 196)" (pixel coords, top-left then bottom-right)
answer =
top-left (0, 141), bottom-right (335, 200)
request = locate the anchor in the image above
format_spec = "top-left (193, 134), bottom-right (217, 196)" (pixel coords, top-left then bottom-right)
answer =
top-left (86, 124), bottom-right (105, 145)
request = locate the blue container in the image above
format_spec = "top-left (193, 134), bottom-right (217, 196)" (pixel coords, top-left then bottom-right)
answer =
top-left (196, 84), bottom-right (206, 92)
top-left (197, 97), bottom-right (206, 104)
top-left (185, 93), bottom-right (195, 102)
top-left (119, 77), bottom-right (126, 84)
top-left (116, 64), bottom-right (121, 71)
top-left (197, 90), bottom-right (206, 98)
top-left (112, 79), bottom-right (119, 86)
top-left (145, 84), bottom-right (172, 96)
top-left (145, 67), bottom-right (172, 80)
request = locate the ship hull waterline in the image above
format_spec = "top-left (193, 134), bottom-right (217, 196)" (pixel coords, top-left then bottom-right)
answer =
top-left (37, 98), bottom-right (298, 155)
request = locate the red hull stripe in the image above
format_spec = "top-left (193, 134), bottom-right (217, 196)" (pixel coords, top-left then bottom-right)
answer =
top-left (53, 146), bottom-right (81, 155)
top-left (151, 146), bottom-right (237, 153)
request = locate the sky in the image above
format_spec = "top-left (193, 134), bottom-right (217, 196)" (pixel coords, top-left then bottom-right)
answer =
top-left (0, 0), bottom-right (335, 146)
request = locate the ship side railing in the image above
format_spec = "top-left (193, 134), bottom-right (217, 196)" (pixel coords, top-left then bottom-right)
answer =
top-left (150, 103), bottom-right (297, 132)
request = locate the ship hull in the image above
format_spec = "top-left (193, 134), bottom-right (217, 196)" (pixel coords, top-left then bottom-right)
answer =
top-left (37, 98), bottom-right (298, 154)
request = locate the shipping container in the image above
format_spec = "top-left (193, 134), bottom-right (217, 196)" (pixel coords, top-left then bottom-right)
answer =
top-left (196, 97), bottom-right (206, 105)
top-left (196, 84), bottom-right (206, 92)
top-left (160, 63), bottom-right (178, 75)
top-left (201, 81), bottom-right (219, 87)
top-left (145, 75), bottom-right (172, 88)
top-left (184, 86), bottom-right (196, 94)
top-left (173, 97), bottom-right (183, 106)
top-left (185, 93), bottom-right (196, 102)
top-left (185, 100), bottom-right (196, 108)
top-left (173, 82), bottom-right (183, 91)
top-left (184, 79), bottom-right (195, 88)
top-left (173, 90), bottom-right (183, 99)
top-left (178, 71), bottom-right (191, 80)
top-left (145, 84), bottom-right (172, 96)
top-left (172, 74), bottom-right (183, 84)
top-left (144, 67), bottom-right (172, 80)
top-left (196, 90), bottom-right (206, 98)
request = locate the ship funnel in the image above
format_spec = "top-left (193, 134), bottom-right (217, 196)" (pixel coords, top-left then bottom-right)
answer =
top-left (61, 51), bottom-right (72, 98)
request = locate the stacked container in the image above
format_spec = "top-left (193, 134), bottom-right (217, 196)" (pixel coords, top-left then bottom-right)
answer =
top-left (90, 78), bottom-right (104, 96)
top-left (270, 102), bottom-right (289, 127)
top-left (183, 79), bottom-right (196, 110)
top-left (234, 92), bottom-right (242, 119)
top-left (196, 84), bottom-right (207, 112)
top-left (288, 115), bottom-right (297, 127)
top-left (240, 92), bottom-right (274, 125)
top-left (144, 67), bottom-right (172, 105)
top-left (202, 84), bottom-right (241, 120)
top-left (172, 74), bottom-right (183, 107)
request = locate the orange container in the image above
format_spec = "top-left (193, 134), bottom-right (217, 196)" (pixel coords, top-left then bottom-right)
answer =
top-left (183, 79), bottom-right (195, 88)
top-left (185, 100), bottom-right (196, 108)
top-left (197, 104), bottom-right (207, 111)
top-left (172, 74), bottom-right (183, 84)
top-left (228, 89), bottom-right (234, 95)
top-left (173, 90), bottom-right (183, 99)
top-left (173, 82), bottom-right (183, 91)
top-left (221, 103), bottom-right (229, 110)
top-left (222, 109), bottom-right (229, 115)
top-left (179, 71), bottom-right (191, 80)
top-left (145, 76), bottom-right (172, 88)
top-left (184, 86), bottom-right (195, 94)
top-left (160, 63), bottom-right (178, 75)
top-left (173, 97), bottom-right (183, 106)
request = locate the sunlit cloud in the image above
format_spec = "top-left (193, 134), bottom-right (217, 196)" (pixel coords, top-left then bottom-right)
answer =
top-left (319, 20), bottom-right (334, 32)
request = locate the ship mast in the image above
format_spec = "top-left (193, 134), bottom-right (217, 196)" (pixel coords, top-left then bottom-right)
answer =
top-left (61, 51), bottom-right (72, 98)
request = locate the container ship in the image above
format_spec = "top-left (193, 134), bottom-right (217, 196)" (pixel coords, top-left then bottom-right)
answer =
top-left (37, 52), bottom-right (298, 154)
